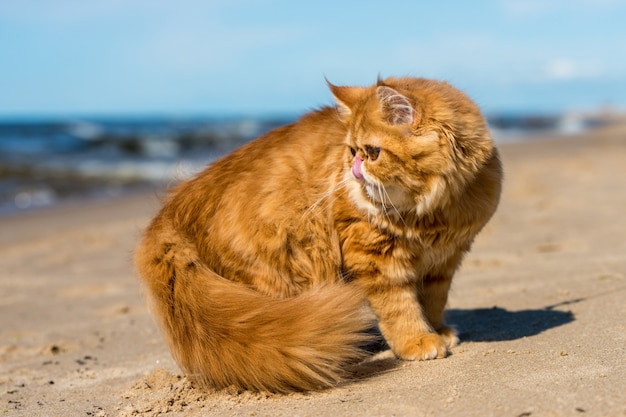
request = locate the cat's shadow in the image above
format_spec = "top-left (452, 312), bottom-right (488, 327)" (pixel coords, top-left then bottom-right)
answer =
top-left (363, 298), bottom-right (579, 353)
top-left (348, 299), bottom-right (578, 385)
top-left (445, 301), bottom-right (577, 342)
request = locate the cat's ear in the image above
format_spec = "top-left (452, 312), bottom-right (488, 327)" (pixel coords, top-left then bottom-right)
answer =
top-left (327, 81), bottom-right (365, 121)
top-left (377, 86), bottom-right (417, 126)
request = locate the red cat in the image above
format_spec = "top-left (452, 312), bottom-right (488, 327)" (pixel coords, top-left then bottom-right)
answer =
top-left (135, 76), bottom-right (502, 393)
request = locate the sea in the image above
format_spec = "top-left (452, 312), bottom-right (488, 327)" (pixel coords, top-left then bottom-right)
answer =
top-left (0, 113), bottom-right (597, 216)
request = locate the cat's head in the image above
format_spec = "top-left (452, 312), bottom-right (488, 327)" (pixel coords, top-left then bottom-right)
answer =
top-left (329, 77), bottom-right (494, 216)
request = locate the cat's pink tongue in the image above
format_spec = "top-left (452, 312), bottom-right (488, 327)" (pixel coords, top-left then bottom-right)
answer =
top-left (352, 157), bottom-right (364, 180)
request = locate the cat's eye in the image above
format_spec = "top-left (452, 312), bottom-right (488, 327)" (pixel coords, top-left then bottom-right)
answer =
top-left (365, 145), bottom-right (381, 161)
top-left (349, 146), bottom-right (356, 157)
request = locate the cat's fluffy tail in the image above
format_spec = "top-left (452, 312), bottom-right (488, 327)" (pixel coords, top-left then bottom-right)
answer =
top-left (135, 234), bottom-right (373, 393)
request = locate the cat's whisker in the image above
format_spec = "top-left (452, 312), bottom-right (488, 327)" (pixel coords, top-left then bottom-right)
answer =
top-left (302, 178), bottom-right (350, 219)
top-left (307, 187), bottom-right (337, 213)
top-left (381, 185), bottom-right (407, 227)
top-left (322, 186), bottom-right (351, 216)
top-left (376, 184), bottom-right (393, 225)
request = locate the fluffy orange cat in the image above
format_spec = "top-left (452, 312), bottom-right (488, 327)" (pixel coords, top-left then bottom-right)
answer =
top-left (135, 76), bottom-right (502, 393)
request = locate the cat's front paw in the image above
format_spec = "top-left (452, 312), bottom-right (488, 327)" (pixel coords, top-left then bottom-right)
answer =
top-left (394, 333), bottom-right (448, 361)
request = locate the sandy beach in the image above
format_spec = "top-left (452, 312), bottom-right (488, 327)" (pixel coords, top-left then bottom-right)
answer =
top-left (1, 123), bottom-right (625, 417)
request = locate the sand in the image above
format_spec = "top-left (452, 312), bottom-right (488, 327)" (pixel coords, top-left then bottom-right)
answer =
top-left (1, 123), bottom-right (625, 417)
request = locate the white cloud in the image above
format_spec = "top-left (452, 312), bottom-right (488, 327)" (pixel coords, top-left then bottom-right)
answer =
top-left (546, 59), bottom-right (578, 80)
top-left (544, 58), bottom-right (603, 81)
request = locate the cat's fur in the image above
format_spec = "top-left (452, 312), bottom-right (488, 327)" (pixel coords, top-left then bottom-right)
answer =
top-left (135, 76), bottom-right (502, 393)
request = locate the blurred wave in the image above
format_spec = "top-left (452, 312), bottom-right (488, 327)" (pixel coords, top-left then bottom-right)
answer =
top-left (0, 116), bottom-right (292, 215)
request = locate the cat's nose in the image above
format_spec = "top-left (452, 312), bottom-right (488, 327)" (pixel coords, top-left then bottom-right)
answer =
top-left (352, 157), bottom-right (364, 180)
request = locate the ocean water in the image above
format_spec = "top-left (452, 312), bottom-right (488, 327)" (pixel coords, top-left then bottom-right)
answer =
top-left (0, 113), bottom-right (592, 216)
top-left (0, 116), bottom-right (292, 215)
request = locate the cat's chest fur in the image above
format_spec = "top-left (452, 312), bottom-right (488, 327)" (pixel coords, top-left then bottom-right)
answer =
top-left (334, 202), bottom-right (467, 286)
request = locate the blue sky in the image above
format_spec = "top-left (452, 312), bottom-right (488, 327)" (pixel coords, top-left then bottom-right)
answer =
top-left (1, 0), bottom-right (625, 117)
